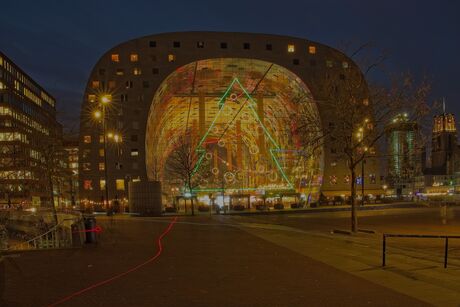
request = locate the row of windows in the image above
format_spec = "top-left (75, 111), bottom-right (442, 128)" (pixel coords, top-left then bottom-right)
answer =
top-left (0, 106), bottom-right (49, 135)
top-left (0, 57), bottom-right (56, 107)
top-left (83, 135), bottom-right (139, 144)
top-left (328, 174), bottom-right (377, 185)
top-left (82, 159), bottom-right (139, 172)
top-left (143, 41), bottom-right (317, 54)
top-left (82, 179), bottom-right (126, 191)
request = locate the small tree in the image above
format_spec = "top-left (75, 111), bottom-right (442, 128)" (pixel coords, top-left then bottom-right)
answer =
top-left (165, 134), bottom-right (209, 216)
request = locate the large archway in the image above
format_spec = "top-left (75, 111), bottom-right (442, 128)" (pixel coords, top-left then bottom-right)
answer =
top-left (146, 58), bottom-right (323, 205)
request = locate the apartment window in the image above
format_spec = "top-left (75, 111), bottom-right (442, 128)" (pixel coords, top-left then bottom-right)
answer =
top-left (326, 60), bottom-right (333, 68)
top-left (100, 179), bottom-right (106, 190)
top-left (116, 179), bottom-right (125, 191)
top-left (293, 59), bottom-right (299, 65)
top-left (168, 54), bottom-right (176, 62)
top-left (99, 135), bottom-right (104, 143)
top-left (287, 44), bottom-right (295, 53)
top-left (91, 81), bottom-right (100, 89)
top-left (133, 68), bottom-right (142, 75)
top-left (126, 81), bottom-right (133, 88)
top-left (308, 45), bottom-right (316, 54)
top-left (83, 136), bottom-right (91, 143)
top-left (342, 61), bottom-right (349, 69)
top-left (266, 44), bottom-right (272, 50)
top-left (131, 149), bottom-right (139, 156)
top-left (99, 69), bottom-right (106, 76)
top-left (116, 69), bottom-right (125, 76)
top-left (220, 42), bottom-right (228, 49)
top-left (363, 98), bottom-right (369, 106)
top-left (173, 41), bottom-right (181, 48)
top-left (111, 54), bottom-right (119, 62)
top-left (108, 81), bottom-right (116, 89)
top-left (131, 135), bottom-right (138, 142)
top-left (115, 162), bottom-right (123, 170)
top-left (130, 54), bottom-right (139, 62)
top-left (152, 68), bottom-right (159, 75)
top-left (197, 41), bottom-right (204, 48)
top-left (83, 180), bottom-right (92, 190)
top-left (99, 163), bottom-right (105, 171)
top-left (243, 43), bottom-right (250, 49)
top-left (121, 94), bottom-right (128, 102)
top-left (88, 94), bottom-right (96, 102)
top-left (82, 163), bottom-right (91, 171)
top-left (149, 40), bottom-right (156, 47)
top-left (99, 149), bottom-right (105, 157)
top-left (142, 81), bottom-right (149, 88)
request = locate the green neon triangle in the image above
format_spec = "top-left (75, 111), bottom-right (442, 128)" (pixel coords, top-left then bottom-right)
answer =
top-left (191, 78), bottom-right (294, 192)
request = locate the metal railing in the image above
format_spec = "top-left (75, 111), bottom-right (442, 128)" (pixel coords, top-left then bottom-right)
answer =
top-left (382, 233), bottom-right (460, 268)
top-left (7, 218), bottom-right (80, 251)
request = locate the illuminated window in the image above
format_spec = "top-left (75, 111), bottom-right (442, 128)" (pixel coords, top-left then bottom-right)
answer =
top-left (287, 44), bottom-right (295, 53)
top-left (82, 163), bottom-right (91, 171)
top-left (116, 179), bottom-right (125, 191)
top-left (197, 41), bottom-right (204, 48)
top-left (133, 68), bottom-right (142, 75)
top-left (91, 81), bottom-right (100, 89)
top-left (326, 60), bottom-right (333, 68)
top-left (149, 40), bottom-right (156, 47)
top-left (130, 54), bottom-right (139, 62)
top-left (111, 54), bottom-right (119, 62)
top-left (0, 82), bottom-right (4, 90)
top-left (116, 69), bottom-right (124, 76)
top-left (99, 135), bottom-right (104, 143)
top-left (342, 61), bottom-right (349, 69)
top-left (243, 43), bottom-right (250, 50)
top-left (308, 45), bottom-right (316, 54)
top-left (99, 163), bottom-right (105, 171)
top-left (100, 179), bottom-right (106, 190)
top-left (83, 136), bottom-right (91, 143)
top-left (83, 180), bottom-right (92, 190)
top-left (168, 54), bottom-right (175, 62)
top-left (99, 149), bottom-right (105, 157)
top-left (363, 98), bottom-right (369, 106)
top-left (173, 41), bottom-right (181, 48)
top-left (131, 149), bottom-right (139, 156)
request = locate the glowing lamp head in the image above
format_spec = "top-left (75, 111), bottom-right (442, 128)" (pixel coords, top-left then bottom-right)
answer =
top-left (93, 110), bottom-right (102, 119)
top-left (100, 94), bottom-right (112, 104)
top-left (107, 132), bottom-right (114, 139)
top-left (113, 134), bottom-right (121, 143)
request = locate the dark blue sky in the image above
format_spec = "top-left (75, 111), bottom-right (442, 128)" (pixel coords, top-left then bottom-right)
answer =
top-left (1, 0), bottom-right (459, 132)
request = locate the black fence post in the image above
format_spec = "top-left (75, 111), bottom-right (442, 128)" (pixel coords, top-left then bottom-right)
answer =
top-left (444, 237), bottom-right (449, 269)
top-left (382, 234), bottom-right (386, 267)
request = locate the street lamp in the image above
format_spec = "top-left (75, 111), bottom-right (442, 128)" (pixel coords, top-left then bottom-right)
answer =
top-left (94, 94), bottom-right (112, 211)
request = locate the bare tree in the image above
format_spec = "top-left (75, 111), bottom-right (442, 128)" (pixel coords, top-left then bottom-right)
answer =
top-left (165, 134), bottom-right (209, 216)
top-left (325, 58), bottom-right (430, 231)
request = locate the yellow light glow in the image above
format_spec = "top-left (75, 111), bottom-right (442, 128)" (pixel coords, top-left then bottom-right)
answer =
top-left (93, 110), bottom-right (102, 119)
top-left (107, 132), bottom-right (114, 138)
top-left (113, 134), bottom-right (121, 143)
top-left (358, 127), bottom-right (363, 132)
top-left (100, 94), bottom-right (112, 104)
top-left (364, 118), bottom-right (369, 123)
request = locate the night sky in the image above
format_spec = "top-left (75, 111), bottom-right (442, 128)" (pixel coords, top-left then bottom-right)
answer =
top-left (1, 0), bottom-right (459, 133)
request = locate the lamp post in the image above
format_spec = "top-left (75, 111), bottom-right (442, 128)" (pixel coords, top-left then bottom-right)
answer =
top-left (94, 94), bottom-right (112, 211)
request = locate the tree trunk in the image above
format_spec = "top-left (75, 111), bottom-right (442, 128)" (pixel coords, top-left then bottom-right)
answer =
top-left (191, 197), bottom-right (195, 216)
top-left (350, 167), bottom-right (358, 232)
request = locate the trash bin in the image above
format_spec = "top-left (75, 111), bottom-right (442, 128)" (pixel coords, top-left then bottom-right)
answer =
top-left (83, 215), bottom-right (97, 243)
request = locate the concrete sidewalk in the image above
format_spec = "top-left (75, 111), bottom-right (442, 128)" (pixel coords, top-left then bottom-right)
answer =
top-left (232, 215), bottom-right (460, 306)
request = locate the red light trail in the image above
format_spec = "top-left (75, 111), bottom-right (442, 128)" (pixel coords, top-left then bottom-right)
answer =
top-left (47, 216), bottom-right (178, 306)
top-left (73, 225), bottom-right (103, 233)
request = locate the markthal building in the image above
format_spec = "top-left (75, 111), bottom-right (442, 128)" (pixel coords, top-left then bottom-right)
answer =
top-left (78, 32), bottom-right (381, 209)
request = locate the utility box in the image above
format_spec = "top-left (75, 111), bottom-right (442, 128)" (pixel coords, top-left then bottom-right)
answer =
top-left (128, 181), bottom-right (162, 216)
